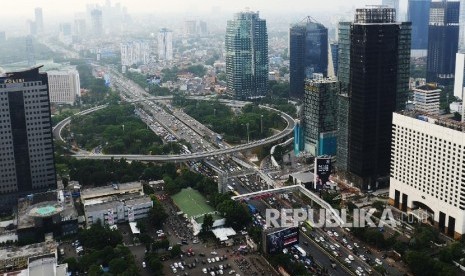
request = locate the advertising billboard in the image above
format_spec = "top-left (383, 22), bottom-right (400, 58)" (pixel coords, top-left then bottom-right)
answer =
top-left (314, 157), bottom-right (332, 189)
top-left (266, 227), bottom-right (299, 254)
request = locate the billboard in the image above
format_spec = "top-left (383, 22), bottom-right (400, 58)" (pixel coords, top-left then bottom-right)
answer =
top-left (266, 227), bottom-right (299, 254)
top-left (314, 157), bottom-right (332, 189)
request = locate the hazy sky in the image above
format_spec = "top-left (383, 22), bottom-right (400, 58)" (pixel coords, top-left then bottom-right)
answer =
top-left (0, 0), bottom-right (391, 18)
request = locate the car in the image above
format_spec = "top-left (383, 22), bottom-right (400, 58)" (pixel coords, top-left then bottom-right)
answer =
top-left (342, 238), bottom-right (348, 244)
top-left (172, 268), bottom-right (177, 273)
top-left (193, 239), bottom-right (199, 244)
top-left (334, 243), bottom-right (340, 249)
top-left (347, 245), bottom-right (353, 250)
top-left (215, 257), bottom-right (220, 262)
top-left (359, 255), bottom-right (366, 261)
top-left (174, 263), bottom-right (179, 268)
top-left (375, 258), bottom-right (383, 265)
top-left (319, 237), bottom-right (325, 242)
top-left (333, 231), bottom-right (339, 237)
top-left (332, 251), bottom-right (339, 257)
top-left (354, 242), bottom-right (360, 248)
top-left (355, 270), bottom-right (362, 276)
top-left (357, 267), bottom-right (363, 272)
top-left (345, 258), bottom-right (352, 264)
top-left (168, 246), bottom-right (173, 251)
top-left (330, 245), bottom-right (335, 250)
top-left (228, 270), bottom-right (236, 275)
top-left (218, 269), bottom-right (224, 275)
top-left (211, 251), bottom-right (218, 255)
top-left (207, 258), bottom-right (211, 263)
top-left (348, 255), bottom-right (355, 261)
top-left (142, 261), bottom-right (146, 268)
top-left (202, 268), bottom-right (208, 274)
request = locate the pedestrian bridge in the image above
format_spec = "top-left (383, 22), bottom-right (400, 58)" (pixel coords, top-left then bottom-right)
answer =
top-left (231, 184), bottom-right (344, 225)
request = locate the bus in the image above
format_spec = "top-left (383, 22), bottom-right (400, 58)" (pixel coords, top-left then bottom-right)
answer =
top-left (294, 244), bottom-right (307, 257)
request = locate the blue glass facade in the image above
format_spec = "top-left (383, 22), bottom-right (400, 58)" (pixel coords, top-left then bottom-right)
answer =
top-left (408, 0), bottom-right (431, 50)
top-left (289, 18), bottom-right (328, 99)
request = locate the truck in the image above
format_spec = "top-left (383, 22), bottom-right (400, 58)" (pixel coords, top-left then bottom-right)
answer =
top-left (247, 204), bottom-right (257, 214)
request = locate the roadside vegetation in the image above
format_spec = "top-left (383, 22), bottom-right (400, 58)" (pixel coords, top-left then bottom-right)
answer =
top-left (172, 95), bottom-right (285, 143)
top-left (69, 105), bottom-right (182, 155)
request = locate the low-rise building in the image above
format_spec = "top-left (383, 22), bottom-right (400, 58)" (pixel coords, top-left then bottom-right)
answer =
top-left (413, 83), bottom-right (440, 115)
top-left (81, 182), bottom-right (152, 226)
top-left (0, 237), bottom-right (58, 273)
top-left (17, 190), bottom-right (78, 243)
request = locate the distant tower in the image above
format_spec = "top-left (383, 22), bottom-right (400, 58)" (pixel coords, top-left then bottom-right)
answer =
top-left (158, 28), bottom-right (173, 61)
top-left (26, 36), bottom-right (36, 67)
top-left (35, 7), bottom-right (44, 33)
top-left (408, 0), bottom-right (430, 55)
top-left (225, 11), bottom-right (268, 100)
top-left (289, 16), bottom-right (328, 99)
top-left (426, 0), bottom-right (459, 85)
top-left (91, 9), bottom-right (103, 37)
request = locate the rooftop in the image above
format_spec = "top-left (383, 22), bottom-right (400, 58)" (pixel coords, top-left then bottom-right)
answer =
top-left (414, 83), bottom-right (441, 91)
top-left (80, 182), bottom-right (143, 201)
top-left (17, 190), bottom-right (78, 230)
top-left (0, 241), bottom-right (57, 268)
top-left (84, 194), bottom-right (152, 213)
top-left (397, 110), bottom-right (465, 132)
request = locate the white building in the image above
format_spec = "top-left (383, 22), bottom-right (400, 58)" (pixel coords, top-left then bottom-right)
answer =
top-left (47, 70), bottom-right (80, 105)
top-left (81, 182), bottom-right (152, 226)
top-left (84, 195), bottom-right (153, 226)
top-left (413, 84), bottom-right (440, 115)
top-left (158, 28), bottom-right (173, 61)
top-left (120, 41), bottom-right (151, 67)
top-left (389, 112), bottom-right (465, 239)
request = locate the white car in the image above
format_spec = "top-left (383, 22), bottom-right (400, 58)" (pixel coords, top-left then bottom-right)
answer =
top-left (215, 256), bottom-right (220, 262)
top-left (327, 230), bottom-right (333, 236)
top-left (330, 245), bottom-right (335, 250)
top-left (348, 255), bottom-right (355, 261)
top-left (347, 245), bottom-right (353, 250)
top-left (333, 231), bottom-right (339, 237)
top-left (359, 255), bottom-right (366, 261)
top-left (174, 263), bottom-right (179, 268)
top-left (345, 258), bottom-right (352, 264)
top-left (142, 261), bottom-right (146, 268)
top-left (203, 268), bottom-right (208, 274)
top-left (172, 268), bottom-right (177, 274)
top-left (355, 270), bottom-right (362, 276)
top-left (207, 258), bottom-right (211, 263)
top-left (211, 251), bottom-right (218, 255)
top-left (354, 242), bottom-right (360, 248)
top-left (357, 267), bottom-right (363, 272)
top-left (375, 258), bottom-right (383, 265)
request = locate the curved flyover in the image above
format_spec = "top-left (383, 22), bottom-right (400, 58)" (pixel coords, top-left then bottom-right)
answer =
top-left (52, 105), bottom-right (108, 143)
top-left (72, 105), bottom-right (295, 162)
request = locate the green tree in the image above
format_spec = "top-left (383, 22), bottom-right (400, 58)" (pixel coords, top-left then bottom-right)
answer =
top-left (170, 244), bottom-right (182, 258)
top-left (109, 258), bottom-right (127, 274)
top-left (202, 214), bottom-right (214, 232)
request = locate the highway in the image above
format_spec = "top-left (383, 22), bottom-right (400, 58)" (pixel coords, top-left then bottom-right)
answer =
top-left (70, 105), bottom-right (295, 162)
top-left (52, 105), bottom-right (108, 143)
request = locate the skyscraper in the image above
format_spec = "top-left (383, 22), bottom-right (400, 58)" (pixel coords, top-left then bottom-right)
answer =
top-left (289, 17), bottom-right (328, 99)
top-left (225, 11), bottom-right (268, 100)
top-left (158, 28), bottom-right (173, 61)
top-left (0, 67), bottom-right (56, 211)
top-left (303, 78), bottom-right (338, 156)
top-left (35, 7), bottom-right (44, 34)
top-left (408, 0), bottom-right (431, 52)
top-left (426, 0), bottom-right (460, 85)
top-left (383, 0), bottom-right (400, 20)
top-left (91, 9), bottom-right (103, 37)
top-left (336, 7), bottom-right (411, 189)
